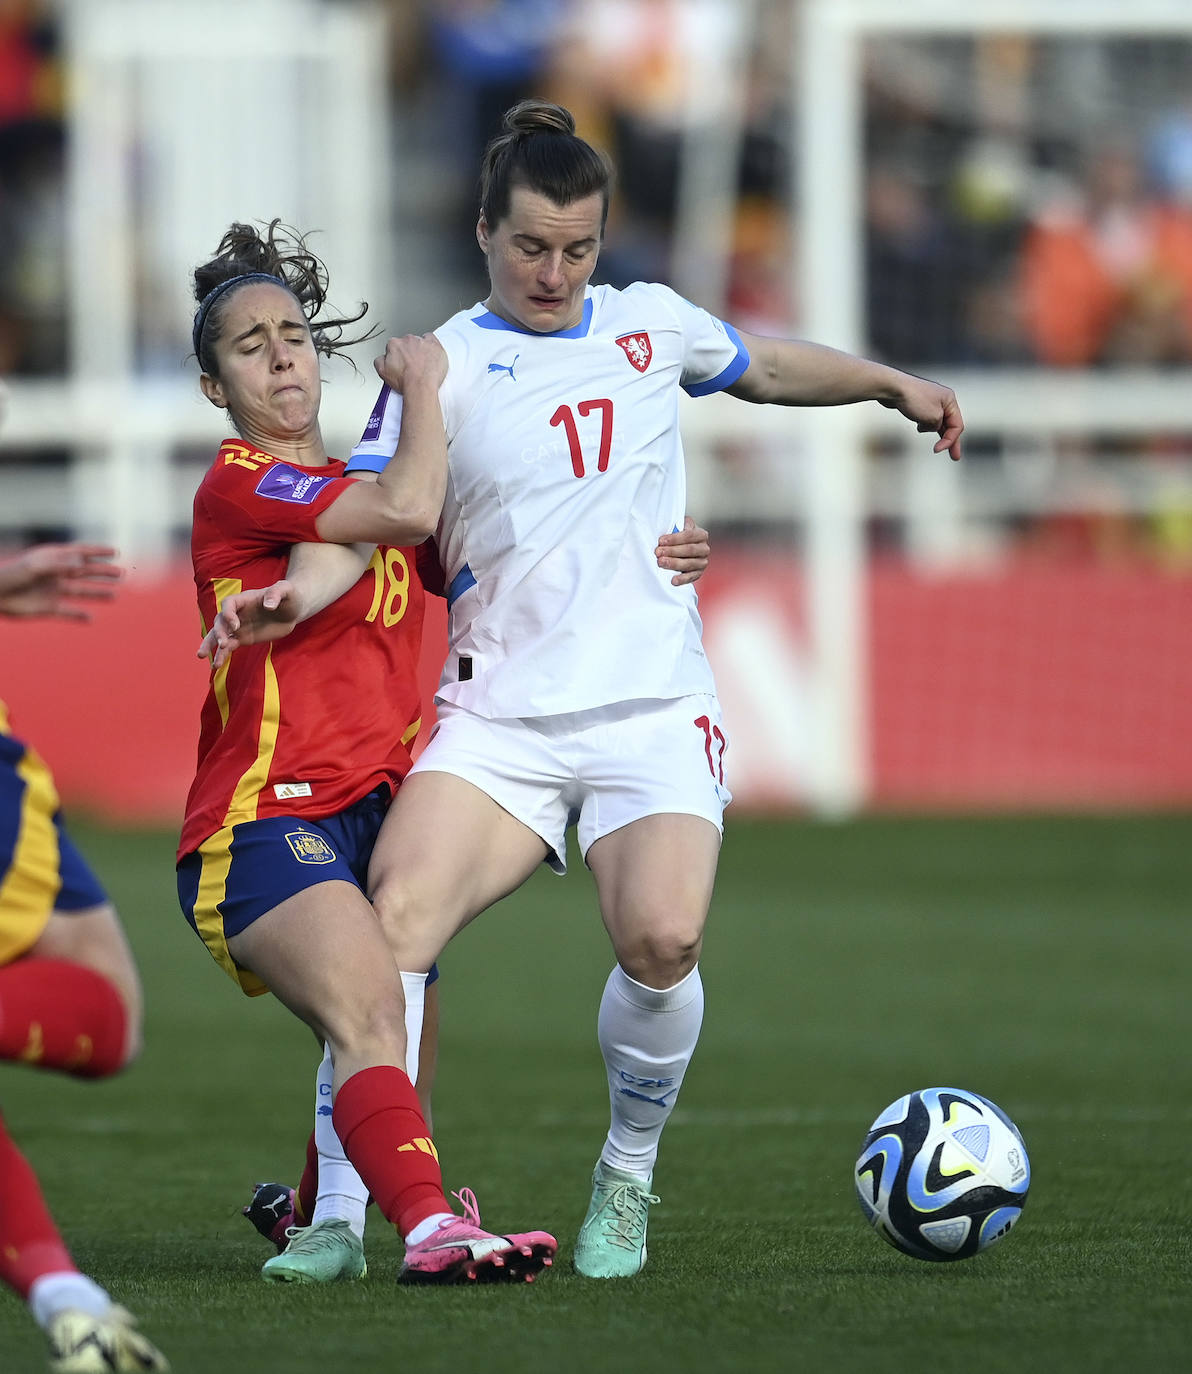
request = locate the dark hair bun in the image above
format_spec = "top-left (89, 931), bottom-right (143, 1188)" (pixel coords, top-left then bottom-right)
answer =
top-left (503, 100), bottom-right (576, 137)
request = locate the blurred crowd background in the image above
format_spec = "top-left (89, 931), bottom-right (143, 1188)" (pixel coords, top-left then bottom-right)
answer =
top-left (4, 0), bottom-right (1192, 562)
top-left (3, 0), bottom-right (1191, 816)
top-left (5, 1), bottom-right (1192, 371)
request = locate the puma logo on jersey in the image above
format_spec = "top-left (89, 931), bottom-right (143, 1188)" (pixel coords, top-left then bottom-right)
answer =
top-left (487, 353), bottom-right (519, 380)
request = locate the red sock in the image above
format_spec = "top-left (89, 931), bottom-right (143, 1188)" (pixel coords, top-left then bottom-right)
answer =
top-left (0, 959), bottom-right (127, 1078)
top-left (295, 1130), bottom-right (318, 1226)
top-left (0, 1112), bottom-right (76, 1299)
top-left (332, 1066), bottom-right (447, 1238)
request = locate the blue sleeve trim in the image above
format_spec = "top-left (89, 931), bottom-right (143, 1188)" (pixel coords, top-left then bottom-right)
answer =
top-left (345, 450), bottom-right (389, 475)
top-left (446, 563), bottom-right (476, 608)
top-left (682, 322), bottom-right (750, 397)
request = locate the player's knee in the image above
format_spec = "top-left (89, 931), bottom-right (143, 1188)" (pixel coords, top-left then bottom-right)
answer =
top-left (617, 924), bottom-right (703, 988)
top-left (369, 878), bottom-right (439, 967)
top-left (117, 998), bottom-right (144, 1070)
top-left (368, 870), bottom-right (411, 931)
top-left (32, 904), bottom-right (145, 1073)
top-left (73, 968), bottom-right (142, 1078)
top-left (324, 993), bottom-right (407, 1068)
top-left (90, 945), bottom-right (145, 1073)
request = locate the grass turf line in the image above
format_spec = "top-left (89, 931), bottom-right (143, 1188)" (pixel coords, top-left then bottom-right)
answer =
top-left (0, 815), bottom-right (1189, 1372)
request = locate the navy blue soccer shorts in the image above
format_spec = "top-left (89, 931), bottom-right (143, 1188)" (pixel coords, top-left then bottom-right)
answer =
top-left (178, 788), bottom-right (438, 997)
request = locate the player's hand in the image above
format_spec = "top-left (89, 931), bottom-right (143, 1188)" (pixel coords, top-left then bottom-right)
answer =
top-left (656, 516), bottom-right (711, 586)
top-left (198, 581), bottom-right (303, 668)
top-left (0, 543), bottom-right (122, 619)
top-left (374, 333), bottom-right (447, 394)
top-left (880, 375), bottom-right (964, 461)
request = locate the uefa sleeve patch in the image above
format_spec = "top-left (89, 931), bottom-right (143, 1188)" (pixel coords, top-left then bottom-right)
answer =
top-left (255, 464), bottom-right (334, 504)
top-left (361, 386), bottom-right (390, 441)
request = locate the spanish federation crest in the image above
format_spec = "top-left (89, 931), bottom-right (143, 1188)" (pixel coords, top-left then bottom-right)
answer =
top-left (285, 830), bottom-right (335, 864)
top-left (615, 332), bottom-right (652, 372)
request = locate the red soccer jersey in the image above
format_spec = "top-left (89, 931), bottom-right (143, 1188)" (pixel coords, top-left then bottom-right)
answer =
top-left (178, 438), bottom-right (426, 858)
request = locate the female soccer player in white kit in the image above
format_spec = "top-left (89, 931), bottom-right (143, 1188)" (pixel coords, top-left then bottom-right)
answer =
top-left (350, 100), bottom-right (962, 1279)
top-left (209, 99), bottom-right (963, 1279)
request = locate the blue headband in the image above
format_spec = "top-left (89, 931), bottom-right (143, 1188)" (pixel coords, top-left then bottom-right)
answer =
top-left (192, 272), bottom-right (287, 363)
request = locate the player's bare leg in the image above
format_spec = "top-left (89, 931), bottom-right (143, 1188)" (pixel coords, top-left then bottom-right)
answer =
top-left (367, 770), bottom-right (551, 973)
top-left (367, 771), bottom-right (559, 1280)
top-left (250, 974), bottom-right (438, 1282)
top-left (576, 814), bottom-right (721, 1277)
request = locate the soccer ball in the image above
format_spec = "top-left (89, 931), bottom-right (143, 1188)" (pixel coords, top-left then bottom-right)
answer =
top-left (854, 1087), bottom-right (1030, 1262)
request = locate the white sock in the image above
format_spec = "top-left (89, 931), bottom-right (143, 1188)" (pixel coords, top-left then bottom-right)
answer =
top-left (311, 1043), bottom-right (369, 1234)
top-left (404, 1211), bottom-right (454, 1245)
top-left (29, 1272), bottom-right (110, 1330)
top-left (597, 963), bottom-right (704, 1180)
top-left (400, 971), bottom-right (427, 1082)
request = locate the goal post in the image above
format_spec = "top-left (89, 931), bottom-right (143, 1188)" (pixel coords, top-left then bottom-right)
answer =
top-left (787, 0), bottom-right (1192, 814)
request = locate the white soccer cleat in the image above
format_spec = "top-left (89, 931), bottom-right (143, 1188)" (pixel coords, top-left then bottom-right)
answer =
top-left (47, 1304), bottom-right (169, 1373)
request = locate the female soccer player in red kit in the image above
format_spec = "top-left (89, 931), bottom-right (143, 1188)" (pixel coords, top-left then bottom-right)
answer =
top-left (177, 221), bottom-right (556, 1283)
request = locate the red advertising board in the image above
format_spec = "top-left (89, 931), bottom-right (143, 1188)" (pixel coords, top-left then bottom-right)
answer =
top-left (3, 551), bottom-right (1189, 823)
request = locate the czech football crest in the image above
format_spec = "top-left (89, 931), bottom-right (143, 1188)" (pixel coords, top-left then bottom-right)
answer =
top-left (616, 332), bottom-right (653, 372)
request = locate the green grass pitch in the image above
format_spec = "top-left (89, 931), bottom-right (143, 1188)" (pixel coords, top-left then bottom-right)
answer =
top-left (2, 814), bottom-right (1190, 1372)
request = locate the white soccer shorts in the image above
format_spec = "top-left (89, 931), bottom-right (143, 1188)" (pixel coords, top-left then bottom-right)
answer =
top-left (409, 694), bottom-right (732, 874)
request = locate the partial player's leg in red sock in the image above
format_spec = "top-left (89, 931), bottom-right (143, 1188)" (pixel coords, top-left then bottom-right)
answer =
top-left (295, 1129), bottom-right (318, 1225)
top-left (0, 958), bottom-right (127, 1077)
top-left (331, 1065), bottom-right (446, 1237)
top-left (0, 1110), bottom-right (75, 1301)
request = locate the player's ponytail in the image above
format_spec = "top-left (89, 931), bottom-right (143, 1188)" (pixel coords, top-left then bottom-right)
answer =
top-left (479, 99), bottom-right (613, 230)
top-left (191, 219), bottom-right (376, 376)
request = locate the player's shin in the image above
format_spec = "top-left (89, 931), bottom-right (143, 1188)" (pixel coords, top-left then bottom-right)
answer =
top-left (311, 1043), bottom-right (369, 1233)
top-left (331, 1065), bottom-right (447, 1238)
top-left (399, 971), bottom-right (426, 1081)
top-left (597, 962), bottom-right (704, 1178)
top-left (0, 1113), bottom-right (76, 1299)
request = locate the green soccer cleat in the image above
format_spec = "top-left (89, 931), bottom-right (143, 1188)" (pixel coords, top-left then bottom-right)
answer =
top-left (572, 1161), bottom-right (660, 1279)
top-left (260, 1218), bottom-right (367, 1284)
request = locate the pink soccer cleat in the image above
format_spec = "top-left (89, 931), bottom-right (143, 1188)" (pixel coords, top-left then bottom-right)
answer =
top-left (398, 1188), bottom-right (557, 1285)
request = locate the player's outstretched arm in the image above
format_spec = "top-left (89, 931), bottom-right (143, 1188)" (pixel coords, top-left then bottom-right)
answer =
top-left (656, 515), bottom-right (711, 586)
top-left (728, 332), bottom-right (964, 461)
top-left (0, 542), bottom-right (122, 619)
top-left (197, 541), bottom-right (372, 668)
top-left (198, 581), bottom-right (300, 667)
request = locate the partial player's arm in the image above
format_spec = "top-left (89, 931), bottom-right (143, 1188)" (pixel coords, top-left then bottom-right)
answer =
top-left (0, 543), bottom-right (122, 619)
top-left (314, 333), bottom-right (448, 545)
top-left (727, 331), bottom-right (963, 460)
top-left (200, 335), bottom-right (450, 665)
top-left (197, 541), bottom-right (372, 667)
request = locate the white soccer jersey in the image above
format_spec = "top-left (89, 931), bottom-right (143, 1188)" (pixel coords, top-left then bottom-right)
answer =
top-left (348, 281), bottom-right (750, 718)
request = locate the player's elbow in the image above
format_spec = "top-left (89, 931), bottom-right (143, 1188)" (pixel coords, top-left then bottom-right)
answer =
top-left (400, 501), bottom-right (440, 544)
top-left (366, 494), bottom-right (441, 545)
top-left (726, 365), bottom-right (777, 406)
